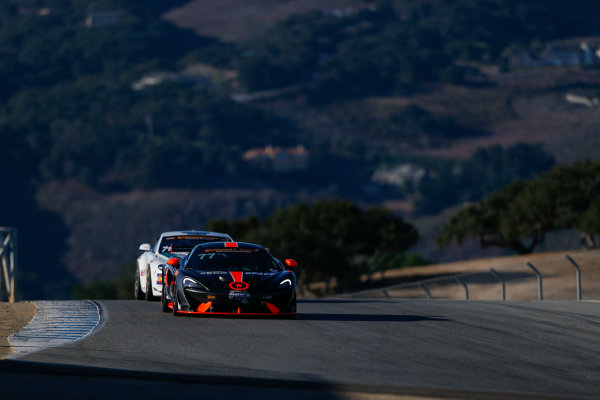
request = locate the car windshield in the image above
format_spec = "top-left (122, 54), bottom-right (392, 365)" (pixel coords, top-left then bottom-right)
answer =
top-left (158, 236), bottom-right (228, 254)
top-left (185, 248), bottom-right (282, 272)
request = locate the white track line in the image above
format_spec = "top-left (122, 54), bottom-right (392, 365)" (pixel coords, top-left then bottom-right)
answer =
top-left (7, 300), bottom-right (102, 359)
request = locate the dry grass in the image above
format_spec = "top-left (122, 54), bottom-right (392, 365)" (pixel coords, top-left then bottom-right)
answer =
top-left (350, 250), bottom-right (600, 301)
top-left (164, 0), bottom-right (366, 43)
top-left (0, 302), bottom-right (36, 359)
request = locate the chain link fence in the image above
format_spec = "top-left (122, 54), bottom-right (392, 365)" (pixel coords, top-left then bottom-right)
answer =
top-left (348, 250), bottom-right (600, 301)
top-left (0, 227), bottom-right (17, 302)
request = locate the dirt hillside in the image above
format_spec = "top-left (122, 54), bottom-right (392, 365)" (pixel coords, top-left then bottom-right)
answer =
top-left (0, 302), bottom-right (36, 359)
top-left (351, 250), bottom-right (600, 301)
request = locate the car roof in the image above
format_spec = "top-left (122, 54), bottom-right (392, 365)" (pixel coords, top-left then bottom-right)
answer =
top-left (195, 241), bottom-right (265, 251)
top-left (160, 230), bottom-right (232, 239)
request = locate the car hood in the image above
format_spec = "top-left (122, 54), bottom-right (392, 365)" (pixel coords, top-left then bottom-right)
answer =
top-left (182, 270), bottom-right (293, 292)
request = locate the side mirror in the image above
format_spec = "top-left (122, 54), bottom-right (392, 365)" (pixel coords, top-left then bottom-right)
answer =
top-left (167, 257), bottom-right (180, 268)
top-left (284, 259), bottom-right (297, 268)
top-left (139, 243), bottom-right (151, 252)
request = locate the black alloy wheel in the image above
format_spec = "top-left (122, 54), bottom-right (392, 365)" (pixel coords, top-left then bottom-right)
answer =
top-left (172, 284), bottom-right (180, 316)
top-left (145, 267), bottom-right (154, 301)
top-left (161, 281), bottom-right (169, 313)
top-left (134, 268), bottom-right (144, 300)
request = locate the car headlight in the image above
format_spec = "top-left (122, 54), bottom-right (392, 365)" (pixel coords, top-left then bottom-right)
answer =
top-left (279, 278), bottom-right (292, 287)
top-left (183, 277), bottom-right (208, 290)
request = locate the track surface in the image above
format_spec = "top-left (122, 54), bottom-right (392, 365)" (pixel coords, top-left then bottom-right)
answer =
top-left (10, 299), bottom-right (600, 397)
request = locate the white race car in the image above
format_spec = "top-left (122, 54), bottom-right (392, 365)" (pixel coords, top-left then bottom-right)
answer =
top-left (134, 230), bottom-right (233, 301)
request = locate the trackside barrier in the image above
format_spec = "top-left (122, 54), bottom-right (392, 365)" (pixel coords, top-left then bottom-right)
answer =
top-left (526, 262), bottom-right (543, 300)
top-left (455, 276), bottom-right (469, 300)
top-left (0, 227), bottom-right (17, 302)
top-left (348, 251), bottom-right (596, 301)
top-left (489, 268), bottom-right (506, 301)
top-left (565, 255), bottom-right (582, 301)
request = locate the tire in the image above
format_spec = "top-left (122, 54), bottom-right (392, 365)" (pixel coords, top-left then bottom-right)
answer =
top-left (172, 284), bottom-right (180, 316)
top-left (161, 281), bottom-right (169, 313)
top-left (287, 297), bottom-right (297, 318)
top-left (134, 268), bottom-right (144, 300)
top-left (145, 267), bottom-right (155, 301)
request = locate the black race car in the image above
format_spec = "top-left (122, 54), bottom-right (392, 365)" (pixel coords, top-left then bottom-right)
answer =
top-left (161, 242), bottom-right (297, 316)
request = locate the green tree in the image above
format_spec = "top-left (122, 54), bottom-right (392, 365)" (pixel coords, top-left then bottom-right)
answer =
top-left (438, 160), bottom-right (600, 254)
top-left (437, 181), bottom-right (550, 254)
top-left (72, 263), bottom-right (136, 300)
top-left (207, 199), bottom-right (419, 293)
top-left (540, 160), bottom-right (600, 248)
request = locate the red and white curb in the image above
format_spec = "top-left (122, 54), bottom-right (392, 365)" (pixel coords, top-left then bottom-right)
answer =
top-left (7, 300), bottom-right (102, 359)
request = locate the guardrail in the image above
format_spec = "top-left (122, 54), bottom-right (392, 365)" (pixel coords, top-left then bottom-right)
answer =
top-left (349, 251), bottom-right (597, 301)
top-left (0, 227), bottom-right (17, 302)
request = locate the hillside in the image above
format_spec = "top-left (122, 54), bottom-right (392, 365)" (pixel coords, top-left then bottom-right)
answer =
top-left (44, 5), bottom-right (600, 281)
top-left (4, 0), bottom-right (600, 299)
top-left (163, 0), bottom-right (369, 43)
top-left (349, 249), bottom-right (600, 301)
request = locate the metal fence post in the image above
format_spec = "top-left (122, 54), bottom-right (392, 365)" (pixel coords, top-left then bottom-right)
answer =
top-left (455, 276), bottom-right (469, 300)
top-left (526, 262), bottom-right (543, 300)
top-left (0, 244), bottom-right (3, 301)
top-left (0, 228), bottom-right (16, 302)
top-left (490, 268), bottom-right (505, 300)
top-left (10, 229), bottom-right (16, 303)
top-left (565, 255), bottom-right (582, 301)
top-left (418, 282), bottom-right (432, 299)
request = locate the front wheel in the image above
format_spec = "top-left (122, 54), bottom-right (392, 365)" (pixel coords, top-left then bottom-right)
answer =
top-left (172, 285), bottom-right (180, 316)
top-left (161, 281), bottom-right (169, 313)
top-left (286, 297), bottom-right (297, 319)
top-left (134, 268), bottom-right (144, 300)
top-left (145, 267), bottom-right (155, 301)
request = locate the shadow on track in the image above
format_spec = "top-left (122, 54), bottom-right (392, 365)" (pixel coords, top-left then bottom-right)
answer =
top-left (298, 299), bottom-right (391, 304)
top-left (295, 313), bottom-right (450, 322)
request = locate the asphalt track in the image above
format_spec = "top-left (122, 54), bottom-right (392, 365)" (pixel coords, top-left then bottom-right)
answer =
top-left (3, 299), bottom-right (600, 399)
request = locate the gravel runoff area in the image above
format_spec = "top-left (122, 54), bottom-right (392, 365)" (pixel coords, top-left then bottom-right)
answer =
top-left (0, 302), bottom-right (36, 359)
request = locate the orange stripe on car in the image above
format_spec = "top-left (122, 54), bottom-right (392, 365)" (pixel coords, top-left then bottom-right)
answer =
top-left (266, 302), bottom-right (280, 314)
top-left (197, 302), bottom-right (212, 313)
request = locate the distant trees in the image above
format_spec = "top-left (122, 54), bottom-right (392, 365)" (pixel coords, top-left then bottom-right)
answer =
top-left (1, 0), bottom-right (597, 194)
top-left (72, 263), bottom-right (136, 300)
top-left (0, 1), bottom-right (279, 190)
top-left (236, 7), bottom-right (458, 96)
top-left (206, 199), bottom-right (421, 293)
top-left (416, 143), bottom-right (555, 215)
top-left (437, 160), bottom-right (600, 254)
top-left (236, 1), bottom-right (600, 96)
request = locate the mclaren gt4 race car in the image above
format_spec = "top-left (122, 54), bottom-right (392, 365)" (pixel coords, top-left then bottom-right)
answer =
top-left (162, 242), bottom-right (297, 316)
top-left (135, 230), bottom-right (233, 301)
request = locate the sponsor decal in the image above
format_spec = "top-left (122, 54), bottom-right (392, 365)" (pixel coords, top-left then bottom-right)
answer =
top-left (229, 291), bottom-right (250, 303)
top-left (177, 236), bottom-right (223, 240)
top-left (204, 248), bottom-right (258, 253)
top-left (244, 272), bottom-right (276, 276)
top-left (229, 281), bottom-right (249, 290)
top-left (199, 271), bottom-right (228, 275)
